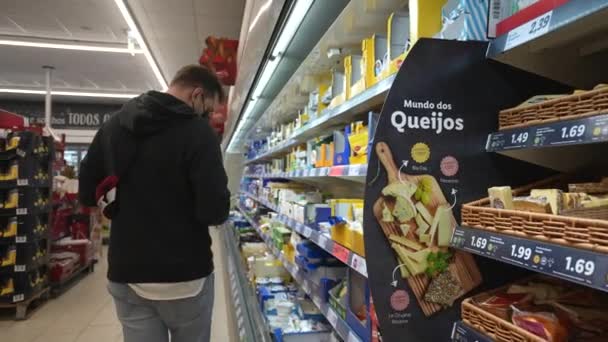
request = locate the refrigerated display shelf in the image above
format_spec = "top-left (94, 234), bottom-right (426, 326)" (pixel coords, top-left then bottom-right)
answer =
top-left (450, 225), bottom-right (608, 293)
top-left (451, 320), bottom-right (492, 342)
top-left (487, 0), bottom-right (608, 57)
top-left (244, 164), bottom-right (367, 180)
top-left (245, 75), bottom-right (395, 164)
top-left (486, 113), bottom-right (608, 152)
top-left (237, 207), bottom-right (363, 342)
top-left (223, 222), bottom-right (272, 342)
top-left (241, 192), bottom-right (367, 277)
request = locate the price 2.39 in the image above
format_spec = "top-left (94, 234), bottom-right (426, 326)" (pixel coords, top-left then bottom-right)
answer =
top-left (510, 244), bottom-right (532, 261)
top-left (564, 256), bottom-right (595, 276)
top-left (529, 12), bottom-right (551, 35)
top-left (560, 124), bottom-right (585, 139)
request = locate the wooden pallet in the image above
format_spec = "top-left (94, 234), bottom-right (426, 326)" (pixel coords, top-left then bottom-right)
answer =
top-left (0, 287), bottom-right (50, 320)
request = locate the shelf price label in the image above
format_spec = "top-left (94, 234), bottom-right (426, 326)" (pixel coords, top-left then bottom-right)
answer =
top-left (318, 235), bottom-right (331, 250)
top-left (510, 244), bottom-right (532, 261)
top-left (486, 128), bottom-right (533, 151)
top-left (302, 226), bottom-right (313, 238)
top-left (453, 226), bottom-right (608, 291)
top-left (332, 243), bottom-right (350, 263)
top-left (17, 179), bottom-right (28, 186)
top-left (13, 294), bottom-right (24, 302)
top-left (564, 256), bottom-right (595, 277)
top-left (470, 235), bottom-right (488, 250)
top-left (351, 254), bottom-right (367, 277)
top-left (505, 11), bottom-right (553, 50)
top-left (326, 308), bottom-right (339, 327)
top-left (14, 265), bottom-right (26, 272)
top-left (16, 236), bottom-right (27, 243)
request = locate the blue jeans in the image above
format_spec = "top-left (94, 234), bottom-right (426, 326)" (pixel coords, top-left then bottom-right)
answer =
top-left (107, 273), bottom-right (215, 342)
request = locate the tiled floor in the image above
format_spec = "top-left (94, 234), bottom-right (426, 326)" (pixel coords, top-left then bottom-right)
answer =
top-left (0, 228), bottom-right (234, 342)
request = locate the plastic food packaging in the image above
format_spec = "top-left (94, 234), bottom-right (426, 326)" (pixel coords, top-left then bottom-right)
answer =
top-left (511, 306), bottom-right (568, 342)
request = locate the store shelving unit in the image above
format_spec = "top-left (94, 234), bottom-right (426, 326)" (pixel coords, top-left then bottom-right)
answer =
top-left (0, 132), bottom-right (53, 319)
top-left (227, 0), bottom-right (608, 340)
top-left (222, 221), bottom-right (272, 342)
top-left (237, 207), bottom-right (363, 342)
top-left (245, 75), bottom-right (395, 164)
top-left (244, 164), bottom-right (367, 182)
top-left (241, 192), bottom-right (367, 278)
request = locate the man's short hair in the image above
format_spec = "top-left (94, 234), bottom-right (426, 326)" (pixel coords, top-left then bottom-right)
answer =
top-left (170, 65), bottom-right (225, 102)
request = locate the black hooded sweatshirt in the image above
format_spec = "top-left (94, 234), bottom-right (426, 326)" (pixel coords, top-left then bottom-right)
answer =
top-left (79, 91), bottom-right (230, 283)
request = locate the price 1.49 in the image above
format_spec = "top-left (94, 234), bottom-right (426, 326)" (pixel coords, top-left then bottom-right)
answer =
top-left (510, 244), bottom-right (532, 261)
top-left (560, 124), bottom-right (585, 139)
top-left (511, 132), bottom-right (529, 145)
top-left (564, 256), bottom-right (595, 276)
top-left (470, 236), bottom-right (488, 250)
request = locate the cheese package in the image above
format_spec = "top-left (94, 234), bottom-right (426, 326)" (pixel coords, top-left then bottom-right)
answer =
top-left (562, 192), bottom-right (585, 210)
top-left (513, 196), bottom-right (551, 214)
top-left (530, 189), bottom-right (563, 215)
top-left (488, 186), bottom-right (513, 210)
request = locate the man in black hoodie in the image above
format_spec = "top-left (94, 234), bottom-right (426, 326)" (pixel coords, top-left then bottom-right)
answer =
top-left (79, 65), bottom-right (230, 342)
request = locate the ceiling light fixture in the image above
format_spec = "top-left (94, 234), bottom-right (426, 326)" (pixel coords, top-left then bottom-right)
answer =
top-left (227, 0), bottom-right (313, 153)
top-left (0, 88), bottom-right (138, 98)
top-left (113, 0), bottom-right (168, 91)
top-left (0, 39), bottom-right (144, 54)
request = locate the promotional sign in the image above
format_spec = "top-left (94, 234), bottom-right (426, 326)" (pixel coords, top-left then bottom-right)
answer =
top-left (362, 39), bottom-right (569, 341)
top-left (0, 101), bottom-right (121, 130)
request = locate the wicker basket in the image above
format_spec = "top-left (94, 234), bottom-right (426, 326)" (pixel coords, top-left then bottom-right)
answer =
top-left (462, 298), bottom-right (544, 342)
top-left (461, 176), bottom-right (608, 253)
top-left (498, 85), bottom-right (608, 130)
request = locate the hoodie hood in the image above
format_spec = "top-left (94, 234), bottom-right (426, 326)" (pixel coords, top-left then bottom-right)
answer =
top-left (118, 91), bottom-right (196, 136)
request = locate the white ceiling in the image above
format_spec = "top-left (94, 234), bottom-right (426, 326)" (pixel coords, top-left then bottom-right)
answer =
top-left (0, 0), bottom-right (245, 102)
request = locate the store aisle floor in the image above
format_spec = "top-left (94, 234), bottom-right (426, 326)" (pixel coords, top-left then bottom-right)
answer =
top-left (0, 228), bottom-right (234, 342)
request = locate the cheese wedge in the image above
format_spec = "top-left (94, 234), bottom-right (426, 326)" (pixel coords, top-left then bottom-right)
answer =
top-left (488, 186), bottom-right (513, 210)
top-left (389, 234), bottom-right (423, 251)
top-left (530, 189), bottom-right (563, 215)
top-left (399, 223), bottom-right (411, 236)
top-left (414, 214), bottom-right (430, 234)
top-left (415, 202), bottom-right (433, 224)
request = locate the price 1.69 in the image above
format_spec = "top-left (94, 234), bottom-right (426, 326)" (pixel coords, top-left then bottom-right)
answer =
top-left (470, 236), bottom-right (488, 250)
top-left (564, 256), bottom-right (595, 276)
top-left (510, 244), bottom-right (532, 261)
top-left (560, 124), bottom-right (585, 139)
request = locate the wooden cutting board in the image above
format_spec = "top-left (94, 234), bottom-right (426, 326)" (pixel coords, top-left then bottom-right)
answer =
top-left (372, 141), bottom-right (482, 316)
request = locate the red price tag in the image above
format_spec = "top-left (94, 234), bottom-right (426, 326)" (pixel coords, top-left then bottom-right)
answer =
top-left (333, 243), bottom-right (350, 263)
top-left (329, 165), bottom-right (346, 176)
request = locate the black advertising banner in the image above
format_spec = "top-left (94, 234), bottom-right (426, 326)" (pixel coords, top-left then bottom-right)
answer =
top-left (0, 101), bottom-right (121, 130)
top-left (362, 39), bottom-right (570, 341)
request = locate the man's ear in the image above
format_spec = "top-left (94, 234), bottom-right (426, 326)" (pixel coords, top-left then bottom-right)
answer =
top-left (192, 87), bottom-right (204, 99)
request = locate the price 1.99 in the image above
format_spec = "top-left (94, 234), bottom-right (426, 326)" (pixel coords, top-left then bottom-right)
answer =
top-left (470, 236), bottom-right (488, 250)
top-left (564, 256), bottom-right (595, 276)
top-left (510, 244), bottom-right (532, 261)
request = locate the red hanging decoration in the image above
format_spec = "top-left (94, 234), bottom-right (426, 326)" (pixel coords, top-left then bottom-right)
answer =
top-left (199, 36), bottom-right (238, 86)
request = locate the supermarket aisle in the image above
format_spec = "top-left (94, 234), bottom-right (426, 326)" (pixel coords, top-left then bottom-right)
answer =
top-left (0, 228), bottom-right (233, 342)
